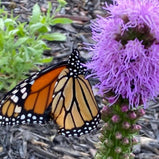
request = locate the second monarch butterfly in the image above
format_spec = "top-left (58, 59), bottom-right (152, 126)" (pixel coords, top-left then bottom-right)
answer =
top-left (0, 49), bottom-right (100, 137)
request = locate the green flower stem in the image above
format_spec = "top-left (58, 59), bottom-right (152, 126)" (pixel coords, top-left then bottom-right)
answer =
top-left (96, 102), bottom-right (144, 159)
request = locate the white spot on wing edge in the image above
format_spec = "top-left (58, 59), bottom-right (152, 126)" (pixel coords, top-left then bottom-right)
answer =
top-left (27, 113), bottom-right (32, 117)
top-left (88, 127), bottom-right (92, 130)
top-left (27, 119), bottom-right (31, 122)
top-left (21, 120), bottom-right (26, 124)
top-left (12, 89), bottom-right (18, 94)
top-left (68, 134), bottom-right (72, 137)
top-left (21, 114), bottom-right (25, 120)
top-left (21, 87), bottom-right (26, 93)
top-left (22, 92), bottom-right (27, 99)
top-left (11, 95), bottom-right (19, 103)
top-left (66, 131), bottom-right (70, 134)
top-left (20, 82), bottom-right (27, 88)
top-left (32, 116), bottom-right (37, 120)
top-left (39, 117), bottom-right (43, 120)
top-left (61, 132), bottom-right (66, 136)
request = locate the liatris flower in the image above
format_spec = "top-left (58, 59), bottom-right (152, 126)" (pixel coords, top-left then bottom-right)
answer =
top-left (86, 0), bottom-right (153, 158)
top-left (87, 0), bottom-right (159, 108)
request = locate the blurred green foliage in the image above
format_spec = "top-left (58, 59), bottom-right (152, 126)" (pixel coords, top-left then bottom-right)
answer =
top-left (0, 1), bottom-right (72, 91)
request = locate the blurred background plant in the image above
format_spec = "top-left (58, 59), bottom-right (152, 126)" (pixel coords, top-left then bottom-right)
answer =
top-left (0, 0), bottom-right (72, 91)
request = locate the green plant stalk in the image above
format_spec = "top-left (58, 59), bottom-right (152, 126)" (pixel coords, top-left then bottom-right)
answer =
top-left (96, 101), bottom-right (142, 159)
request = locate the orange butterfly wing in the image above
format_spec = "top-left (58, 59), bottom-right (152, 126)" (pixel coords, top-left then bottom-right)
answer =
top-left (51, 50), bottom-right (100, 137)
top-left (51, 69), bottom-right (100, 137)
top-left (0, 63), bottom-right (67, 125)
top-left (0, 49), bottom-right (100, 137)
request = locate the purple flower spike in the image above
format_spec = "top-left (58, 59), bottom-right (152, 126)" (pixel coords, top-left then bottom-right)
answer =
top-left (87, 0), bottom-right (159, 108)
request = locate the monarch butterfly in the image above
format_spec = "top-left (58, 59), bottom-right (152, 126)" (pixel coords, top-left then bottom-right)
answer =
top-left (0, 49), bottom-right (100, 137)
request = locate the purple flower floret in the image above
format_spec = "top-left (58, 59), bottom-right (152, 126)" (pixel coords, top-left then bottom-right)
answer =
top-left (87, 0), bottom-right (159, 108)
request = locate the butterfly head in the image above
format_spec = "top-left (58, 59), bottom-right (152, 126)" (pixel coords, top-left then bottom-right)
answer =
top-left (68, 49), bottom-right (86, 77)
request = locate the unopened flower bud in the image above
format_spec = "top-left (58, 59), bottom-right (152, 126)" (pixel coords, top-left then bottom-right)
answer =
top-left (122, 154), bottom-right (130, 159)
top-left (104, 138), bottom-right (109, 145)
top-left (115, 132), bottom-right (122, 139)
top-left (104, 122), bottom-right (109, 128)
top-left (104, 122), bottom-right (112, 131)
top-left (115, 147), bottom-right (122, 153)
top-left (104, 139), bottom-right (113, 147)
top-left (111, 115), bottom-right (120, 123)
top-left (121, 105), bottom-right (129, 112)
top-left (129, 111), bottom-right (137, 119)
top-left (137, 108), bottom-right (145, 117)
top-left (122, 121), bottom-right (131, 129)
top-left (101, 105), bottom-right (110, 114)
top-left (123, 137), bottom-right (129, 145)
top-left (132, 137), bottom-right (138, 144)
top-left (129, 153), bottom-right (135, 159)
top-left (107, 96), bottom-right (116, 104)
top-left (132, 124), bottom-right (142, 131)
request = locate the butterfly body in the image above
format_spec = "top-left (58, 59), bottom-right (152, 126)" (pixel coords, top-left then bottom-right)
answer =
top-left (0, 49), bottom-right (100, 137)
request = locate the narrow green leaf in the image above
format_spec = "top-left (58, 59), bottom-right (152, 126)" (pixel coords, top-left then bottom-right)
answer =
top-left (8, 29), bottom-right (19, 36)
top-left (30, 23), bottom-right (49, 33)
top-left (4, 18), bottom-right (16, 27)
top-left (15, 56), bottom-right (24, 62)
top-left (30, 4), bottom-right (41, 24)
top-left (0, 18), bottom-right (4, 30)
top-left (14, 37), bottom-right (29, 47)
top-left (57, 0), bottom-right (67, 7)
top-left (0, 32), bottom-right (4, 47)
top-left (41, 33), bottom-right (66, 41)
top-left (41, 57), bottom-right (53, 63)
top-left (46, 2), bottom-right (52, 18)
top-left (50, 18), bottom-right (72, 25)
top-left (27, 47), bottom-right (37, 54)
top-left (33, 40), bottom-right (49, 49)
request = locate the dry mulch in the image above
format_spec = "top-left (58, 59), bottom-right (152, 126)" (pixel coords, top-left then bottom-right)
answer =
top-left (0, 0), bottom-right (159, 159)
